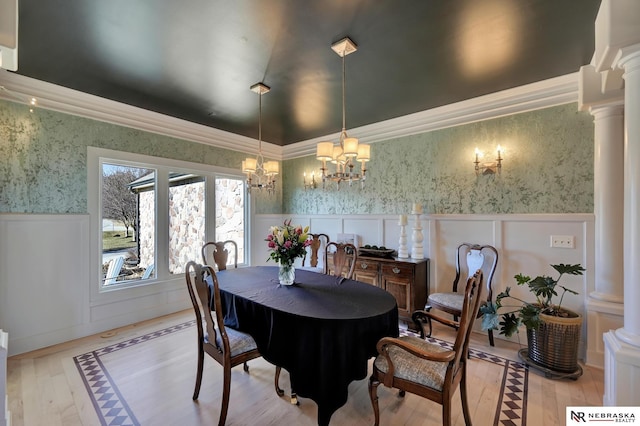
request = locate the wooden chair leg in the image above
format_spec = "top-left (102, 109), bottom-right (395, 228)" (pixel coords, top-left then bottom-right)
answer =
top-left (274, 366), bottom-right (298, 404)
top-left (425, 307), bottom-right (433, 338)
top-left (368, 376), bottom-right (381, 426)
top-left (488, 328), bottom-right (495, 346)
top-left (219, 366), bottom-right (231, 426)
top-left (460, 362), bottom-right (471, 426)
top-left (274, 366), bottom-right (284, 396)
top-left (442, 399), bottom-right (452, 426)
top-left (411, 309), bottom-right (432, 339)
top-left (460, 367), bottom-right (472, 426)
top-left (193, 346), bottom-right (204, 400)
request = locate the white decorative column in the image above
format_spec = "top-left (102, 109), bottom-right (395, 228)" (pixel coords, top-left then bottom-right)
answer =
top-left (617, 46), bottom-right (640, 345)
top-left (590, 103), bottom-right (625, 304)
top-left (579, 62), bottom-right (625, 366)
top-left (594, 0), bottom-right (640, 407)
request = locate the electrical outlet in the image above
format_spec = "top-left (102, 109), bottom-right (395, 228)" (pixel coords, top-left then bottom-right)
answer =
top-left (550, 235), bottom-right (575, 248)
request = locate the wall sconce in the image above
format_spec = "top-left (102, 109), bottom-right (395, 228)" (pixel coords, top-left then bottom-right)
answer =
top-left (474, 146), bottom-right (503, 176)
top-left (303, 171), bottom-right (317, 190)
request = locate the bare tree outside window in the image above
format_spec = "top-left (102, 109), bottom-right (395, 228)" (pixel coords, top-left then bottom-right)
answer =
top-left (102, 165), bottom-right (147, 238)
top-left (101, 163), bottom-right (155, 286)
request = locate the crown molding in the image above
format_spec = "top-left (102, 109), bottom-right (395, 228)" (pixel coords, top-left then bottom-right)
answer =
top-left (1, 69), bottom-right (579, 161)
top-left (0, 70), bottom-right (283, 159)
top-left (283, 72), bottom-right (579, 159)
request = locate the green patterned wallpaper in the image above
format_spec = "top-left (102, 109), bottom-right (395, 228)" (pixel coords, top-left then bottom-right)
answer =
top-left (1, 100), bottom-right (593, 216)
top-left (0, 100), bottom-right (281, 214)
top-left (283, 103), bottom-right (594, 214)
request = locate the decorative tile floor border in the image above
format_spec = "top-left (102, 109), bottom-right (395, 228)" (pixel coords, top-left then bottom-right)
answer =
top-left (73, 320), bottom-right (195, 426)
top-left (74, 321), bottom-right (527, 425)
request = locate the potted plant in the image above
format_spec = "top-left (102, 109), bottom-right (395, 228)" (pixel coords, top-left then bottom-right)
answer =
top-left (481, 263), bottom-right (585, 374)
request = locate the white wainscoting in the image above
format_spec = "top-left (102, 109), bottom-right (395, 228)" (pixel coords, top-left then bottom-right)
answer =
top-left (2, 212), bottom-right (611, 367)
top-left (0, 214), bottom-right (188, 356)
top-left (0, 214), bottom-right (91, 356)
top-left (254, 213), bottom-right (603, 364)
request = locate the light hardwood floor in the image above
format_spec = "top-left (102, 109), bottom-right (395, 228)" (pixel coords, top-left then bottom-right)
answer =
top-left (7, 310), bottom-right (604, 425)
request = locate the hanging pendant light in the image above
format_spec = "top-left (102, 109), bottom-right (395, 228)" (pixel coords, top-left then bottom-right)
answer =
top-left (315, 37), bottom-right (370, 190)
top-left (243, 82), bottom-right (278, 194)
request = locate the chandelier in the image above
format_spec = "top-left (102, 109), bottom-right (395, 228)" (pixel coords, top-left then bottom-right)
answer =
top-left (242, 83), bottom-right (278, 194)
top-left (316, 37), bottom-right (370, 189)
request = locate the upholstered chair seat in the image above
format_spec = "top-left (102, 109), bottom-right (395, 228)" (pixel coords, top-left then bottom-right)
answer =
top-left (373, 335), bottom-right (450, 391)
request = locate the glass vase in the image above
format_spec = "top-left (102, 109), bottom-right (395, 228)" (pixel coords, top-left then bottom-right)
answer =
top-left (278, 261), bottom-right (296, 285)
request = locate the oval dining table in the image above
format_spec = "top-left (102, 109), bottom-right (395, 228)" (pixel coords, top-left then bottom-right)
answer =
top-left (215, 266), bottom-right (399, 425)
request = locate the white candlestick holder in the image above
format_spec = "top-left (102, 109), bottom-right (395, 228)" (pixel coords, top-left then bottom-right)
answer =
top-left (397, 224), bottom-right (409, 258)
top-left (411, 213), bottom-right (424, 259)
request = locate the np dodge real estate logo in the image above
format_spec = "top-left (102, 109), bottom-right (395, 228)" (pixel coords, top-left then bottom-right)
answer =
top-left (568, 407), bottom-right (639, 423)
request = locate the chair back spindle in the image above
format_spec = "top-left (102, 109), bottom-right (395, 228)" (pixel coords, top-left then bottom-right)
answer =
top-left (425, 242), bottom-right (498, 346)
top-left (324, 242), bottom-right (357, 280)
top-left (202, 240), bottom-right (238, 271)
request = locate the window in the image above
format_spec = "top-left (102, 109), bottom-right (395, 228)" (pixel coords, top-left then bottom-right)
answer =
top-left (215, 177), bottom-right (245, 264)
top-left (90, 148), bottom-right (248, 292)
top-left (102, 163), bottom-right (156, 285)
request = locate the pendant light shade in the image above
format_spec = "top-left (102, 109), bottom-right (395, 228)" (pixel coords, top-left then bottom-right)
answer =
top-left (315, 37), bottom-right (370, 189)
top-left (242, 82), bottom-right (277, 194)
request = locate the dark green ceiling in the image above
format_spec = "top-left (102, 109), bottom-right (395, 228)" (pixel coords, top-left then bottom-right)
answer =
top-left (14, 0), bottom-right (601, 146)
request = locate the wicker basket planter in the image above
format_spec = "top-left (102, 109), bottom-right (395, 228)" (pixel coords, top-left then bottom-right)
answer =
top-left (480, 263), bottom-right (586, 378)
top-left (526, 311), bottom-right (582, 373)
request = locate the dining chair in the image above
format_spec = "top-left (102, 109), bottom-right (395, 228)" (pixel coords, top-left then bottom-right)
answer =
top-left (369, 269), bottom-right (484, 426)
top-left (324, 242), bottom-right (357, 280)
top-left (185, 261), bottom-right (261, 426)
top-left (202, 240), bottom-right (238, 270)
top-left (416, 243), bottom-right (498, 346)
top-left (302, 233), bottom-right (329, 268)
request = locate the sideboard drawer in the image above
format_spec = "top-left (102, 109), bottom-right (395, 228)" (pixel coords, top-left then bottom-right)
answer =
top-left (354, 258), bottom-right (380, 286)
top-left (356, 259), bottom-right (379, 272)
top-left (381, 263), bottom-right (413, 278)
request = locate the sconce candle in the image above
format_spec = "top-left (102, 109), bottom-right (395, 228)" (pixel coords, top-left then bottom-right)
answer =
top-left (399, 214), bottom-right (408, 226)
top-left (412, 203), bottom-right (423, 215)
top-left (474, 146), bottom-right (504, 176)
top-left (303, 171), bottom-right (317, 190)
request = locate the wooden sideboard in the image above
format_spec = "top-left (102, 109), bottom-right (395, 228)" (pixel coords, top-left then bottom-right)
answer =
top-left (327, 254), bottom-right (429, 329)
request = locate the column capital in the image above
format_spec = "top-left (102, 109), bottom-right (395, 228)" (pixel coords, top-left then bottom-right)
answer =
top-left (594, 0), bottom-right (640, 73)
top-left (590, 103), bottom-right (624, 119)
top-left (614, 43), bottom-right (640, 73)
top-left (578, 64), bottom-right (624, 111)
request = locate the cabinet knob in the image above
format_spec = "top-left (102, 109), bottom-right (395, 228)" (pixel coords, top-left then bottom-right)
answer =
top-left (392, 267), bottom-right (401, 274)
top-left (360, 262), bottom-right (368, 269)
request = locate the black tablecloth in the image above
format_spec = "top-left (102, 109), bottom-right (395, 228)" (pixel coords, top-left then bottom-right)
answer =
top-left (215, 266), bottom-right (399, 425)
